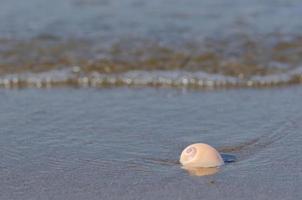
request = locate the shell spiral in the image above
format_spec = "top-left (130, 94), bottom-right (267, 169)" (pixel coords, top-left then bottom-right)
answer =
top-left (180, 143), bottom-right (224, 168)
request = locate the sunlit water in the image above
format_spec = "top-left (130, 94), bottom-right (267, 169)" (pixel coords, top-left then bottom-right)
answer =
top-left (1, 87), bottom-right (302, 199)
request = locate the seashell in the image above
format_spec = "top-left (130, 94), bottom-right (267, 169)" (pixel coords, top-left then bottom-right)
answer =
top-left (180, 143), bottom-right (224, 168)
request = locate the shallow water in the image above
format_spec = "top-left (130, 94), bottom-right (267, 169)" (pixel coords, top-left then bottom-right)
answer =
top-left (1, 86), bottom-right (302, 199)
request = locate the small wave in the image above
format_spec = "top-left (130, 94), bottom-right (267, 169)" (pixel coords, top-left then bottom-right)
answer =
top-left (2, 35), bottom-right (302, 89)
top-left (0, 68), bottom-right (302, 89)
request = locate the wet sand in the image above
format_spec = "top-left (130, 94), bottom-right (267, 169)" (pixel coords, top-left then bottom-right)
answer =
top-left (1, 86), bottom-right (302, 199)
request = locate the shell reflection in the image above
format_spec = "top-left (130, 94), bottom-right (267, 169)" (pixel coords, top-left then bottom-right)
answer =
top-left (182, 166), bottom-right (220, 176)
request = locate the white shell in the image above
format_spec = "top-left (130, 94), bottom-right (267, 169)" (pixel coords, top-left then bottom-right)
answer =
top-left (180, 143), bottom-right (224, 168)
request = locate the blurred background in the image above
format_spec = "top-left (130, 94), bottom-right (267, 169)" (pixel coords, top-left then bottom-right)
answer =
top-left (1, 0), bottom-right (302, 88)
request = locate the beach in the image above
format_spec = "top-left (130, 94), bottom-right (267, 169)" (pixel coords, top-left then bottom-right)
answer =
top-left (0, 0), bottom-right (302, 199)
